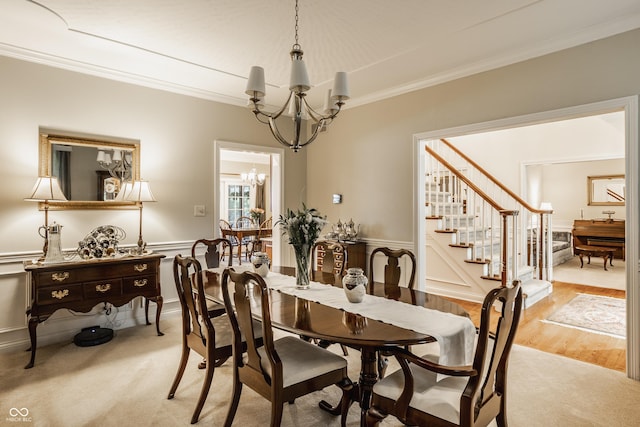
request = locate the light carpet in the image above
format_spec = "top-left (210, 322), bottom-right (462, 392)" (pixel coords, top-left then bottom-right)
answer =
top-left (544, 293), bottom-right (626, 338)
top-left (553, 256), bottom-right (625, 289)
top-left (2, 314), bottom-right (640, 426)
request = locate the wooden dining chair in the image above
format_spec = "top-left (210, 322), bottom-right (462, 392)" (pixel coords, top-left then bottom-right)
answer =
top-left (168, 255), bottom-right (236, 424)
top-left (191, 238), bottom-right (233, 318)
top-left (248, 217), bottom-right (273, 259)
top-left (221, 268), bottom-right (353, 427)
top-left (234, 216), bottom-right (255, 261)
top-left (368, 247), bottom-right (417, 295)
top-left (369, 247), bottom-right (418, 376)
top-left (219, 219), bottom-right (240, 262)
top-left (365, 281), bottom-right (523, 427)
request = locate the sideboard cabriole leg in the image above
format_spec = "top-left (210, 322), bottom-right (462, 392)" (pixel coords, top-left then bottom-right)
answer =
top-left (144, 297), bottom-right (151, 325)
top-left (155, 295), bottom-right (163, 336)
top-left (25, 317), bottom-right (39, 369)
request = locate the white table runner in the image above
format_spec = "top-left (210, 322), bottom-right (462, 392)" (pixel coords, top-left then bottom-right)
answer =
top-left (212, 267), bottom-right (476, 367)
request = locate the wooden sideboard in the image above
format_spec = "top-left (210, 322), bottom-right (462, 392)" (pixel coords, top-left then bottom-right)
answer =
top-left (316, 240), bottom-right (367, 275)
top-left (23, 253), bottom-right (165, 368)
top-left (572, 219), bottom-right (625, 260)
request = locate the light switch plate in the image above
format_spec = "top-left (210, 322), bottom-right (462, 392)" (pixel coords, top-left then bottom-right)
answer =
top-left (194, 205), bottom-right (206, 217)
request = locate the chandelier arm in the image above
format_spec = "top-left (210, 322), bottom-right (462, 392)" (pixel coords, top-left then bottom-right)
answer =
top-left (267, 117), bottom-right (296, 148)
top-left (296, 118), bottom-right (326, 149)
top-left (302, 97), bottom-right (343, 124)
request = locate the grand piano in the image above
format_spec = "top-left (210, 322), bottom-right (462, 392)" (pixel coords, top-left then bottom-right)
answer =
top-left (572, 219), bottom-right (625, 260)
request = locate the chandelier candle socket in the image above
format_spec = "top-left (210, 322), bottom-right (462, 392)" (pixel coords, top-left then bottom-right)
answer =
top-left (245, 0), bottom-right (349, 152)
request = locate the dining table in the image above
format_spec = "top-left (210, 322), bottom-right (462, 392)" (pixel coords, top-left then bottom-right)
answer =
top-left (223, 227), bottom-right (265, 261)
top-left (202, 265), bottom-right (474, 426)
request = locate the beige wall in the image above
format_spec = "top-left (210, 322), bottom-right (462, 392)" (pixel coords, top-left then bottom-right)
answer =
top-left (306, 28), bottom-right (640, 243)
top-left (0, 56), bottom-right (303, 254)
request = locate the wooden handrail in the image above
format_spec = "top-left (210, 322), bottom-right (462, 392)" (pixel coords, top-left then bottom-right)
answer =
top-left (425, 144), bottom-right (517, 216)
top-left (439, 138), bottom-right (552, 214)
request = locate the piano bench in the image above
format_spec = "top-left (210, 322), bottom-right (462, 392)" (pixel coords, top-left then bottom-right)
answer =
top-left (574, 245), bottom-right (616, 271)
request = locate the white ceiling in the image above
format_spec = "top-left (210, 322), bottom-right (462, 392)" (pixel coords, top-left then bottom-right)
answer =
top-left (2, 0), bottom-right (640, 112)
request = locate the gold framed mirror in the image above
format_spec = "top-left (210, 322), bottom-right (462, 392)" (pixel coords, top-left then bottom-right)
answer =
top-left (587, 174), bottom-right (625, 206)
top-left (39, 130), bottom-right (140, 210)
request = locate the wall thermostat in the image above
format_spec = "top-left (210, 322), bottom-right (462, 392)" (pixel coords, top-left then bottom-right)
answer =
top-left (332, 194), bottom-right (342, 204)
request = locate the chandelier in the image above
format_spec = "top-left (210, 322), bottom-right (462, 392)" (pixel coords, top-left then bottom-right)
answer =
top-left (96, 149), bottom-right (132, 182)
top-left (242, 168), bottom-right (266, 186)
top-left (245, 0), bottom-right (349, 152)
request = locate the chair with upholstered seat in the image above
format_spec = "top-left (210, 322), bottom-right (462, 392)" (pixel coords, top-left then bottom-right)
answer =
top-left (365, 281), bottom-right (523, 427)
top-left (191, 238), bottom-right (233, 318)
top-left (168, 255), bottom-right (262, 424)
top-left (221, 268), bottom-right (353, 427)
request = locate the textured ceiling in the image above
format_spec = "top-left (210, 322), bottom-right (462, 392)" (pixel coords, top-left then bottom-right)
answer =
top-left (2, 0), bottom-right (640, 111)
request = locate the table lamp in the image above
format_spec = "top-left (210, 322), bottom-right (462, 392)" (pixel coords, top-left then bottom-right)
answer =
top-left (125, 180), bottom-right (156, 255)
top-left (24, 176), bottom-right (68, 258)
top-left (114, 180), bottom-right (134, 201)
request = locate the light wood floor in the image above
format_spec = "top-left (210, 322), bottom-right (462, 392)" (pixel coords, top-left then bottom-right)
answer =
top-left (446, 281), bottom-right (626, 372)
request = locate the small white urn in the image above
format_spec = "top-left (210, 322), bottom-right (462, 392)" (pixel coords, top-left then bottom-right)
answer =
top-left (251, 252), bottom-right (270, 277)
top-left (342, 267), bottom-right (367, 303)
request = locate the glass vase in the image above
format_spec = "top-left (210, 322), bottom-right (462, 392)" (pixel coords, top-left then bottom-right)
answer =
top-left (293, 244), bottom-right (311, 289)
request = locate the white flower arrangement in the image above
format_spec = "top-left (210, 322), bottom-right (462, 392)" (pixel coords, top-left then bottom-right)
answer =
top-left (275, 204), bottom-right (327, 249)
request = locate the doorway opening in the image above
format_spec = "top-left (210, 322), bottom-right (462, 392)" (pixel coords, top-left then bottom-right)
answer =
top-left (214, 140), bottom-right (284, 267)
top-left (413, 96), bottom-right (639, 379)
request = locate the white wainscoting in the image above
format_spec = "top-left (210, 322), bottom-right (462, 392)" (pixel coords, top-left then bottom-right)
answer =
top-left (0, 242), bottom-right (190, 355)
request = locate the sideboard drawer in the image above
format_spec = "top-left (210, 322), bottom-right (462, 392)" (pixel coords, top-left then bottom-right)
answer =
top-left (83, 279), bottom-right (123, 299)
top-left (123, 275), bottom-right (157, 296)
top-left (37, 283), bottom-right (84, 305)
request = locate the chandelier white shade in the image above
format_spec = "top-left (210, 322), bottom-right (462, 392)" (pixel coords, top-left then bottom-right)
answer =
top-left (245, 0), bottom-right (349, 152)
top-left (242, 168), bottom-right (266, 186)
top-left (97, 148), bottom-right (132, 182)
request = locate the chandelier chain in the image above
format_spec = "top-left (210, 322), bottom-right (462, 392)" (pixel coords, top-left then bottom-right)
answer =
top-left (294, 0), bottom-right (299, 48)
top-left (245, 0), bottom-right (349, 152)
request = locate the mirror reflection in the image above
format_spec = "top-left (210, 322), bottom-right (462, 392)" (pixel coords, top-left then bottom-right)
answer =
top-left (39, 132), bottom-right (140, 209)
top-left (588, 174), bottom-right (625, 206)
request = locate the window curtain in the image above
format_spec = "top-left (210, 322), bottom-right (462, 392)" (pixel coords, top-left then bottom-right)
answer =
top-left (52, 150), bottom-right (71, 199)
top-left (255, 182), bottom-right (266, 224)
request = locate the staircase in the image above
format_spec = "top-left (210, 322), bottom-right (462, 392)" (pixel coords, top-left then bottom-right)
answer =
top-left (424, 139), bottom-right (553, 308)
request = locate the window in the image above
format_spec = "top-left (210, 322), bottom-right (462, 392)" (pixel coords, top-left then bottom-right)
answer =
top-left (227, 184), bottom-right (251, 224)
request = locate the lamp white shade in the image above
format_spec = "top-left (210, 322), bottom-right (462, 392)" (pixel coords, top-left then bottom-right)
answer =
top-left (331, 71), bottom-right (349, 100)
top-left (246, 66), bottom-right (266, 97)
top-left (539, 202), bottom-right (553, 211)
top-left (114, 181), bottom-right (134, 201)
top-left (96, 150), bottom-right (106, 163)
top-left (25, 176), bottom-right (68, 202)
top-left (125, 180), bottom-right (157, 203)
top-left (289, 58), bottom-right (310, 93)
